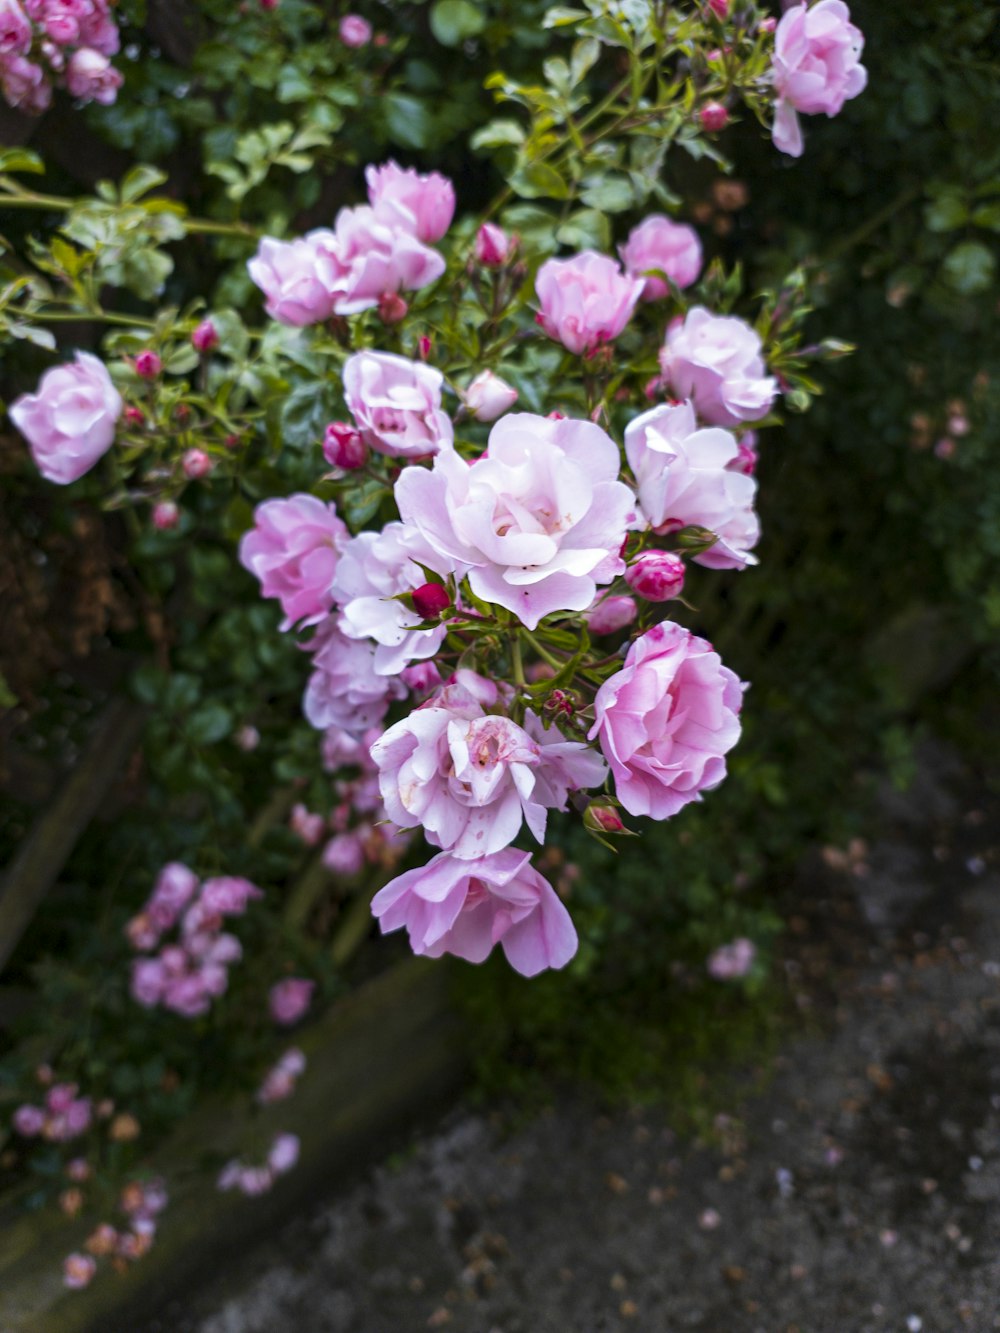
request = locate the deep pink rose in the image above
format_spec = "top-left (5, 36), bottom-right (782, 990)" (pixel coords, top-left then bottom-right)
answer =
top-left (327, 202), bottom-right (445, 315)
top-left (246, 231), bottom-right (341, 326)
top-left (10, 351), bottom-right (122, 484)
top-left (625, 550), bottom-right (685, 602)
top-left (303, 619), bottom-right (406, 737)
top-left (618, 215), bottom-right (702, 300)
top-left (659, 307), bottom-right (776, 428)
top-left (0, 0), bottom-right (31, 56)
top-left (239, 494), bottom-right (348, 630)
top-left (475, 222), bottom-right (513, 267)
top-left (365, 159), bottom-right (455, 244)
top-left (772, 0), bottom-right (866, 158)
top-left (1, 54), bottom-right (51, 112)
top-left (338, 14), bottom-right (371, 46)
top-left (342, 351), bottom-right (453, 458)
top-left (624, 400), bottom-right (759, 569)
top-left (589, 620), bottom-right (744, 820)
top-left (463, 369), bottom-right (518, 423)
top-left (395, 412), bottom-right (636, 630)
top-left (269, 977), bottom-right (314, 1025)
top-left (535, 251), bottom-right (643, 355)
top-left (372, 848), bottom-right (578, 976)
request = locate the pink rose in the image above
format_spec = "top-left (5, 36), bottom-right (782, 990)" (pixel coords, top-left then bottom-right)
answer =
top-left (322, 830), bottom-right (367, 876)
top-left (130, 958), bottom-right (166, 1007)
top-left (659, 308), bottom-right (776, 428)
top-left (147, 862), bottom-right (199, 931)
top-left (68, 49), bottom-right (122, 107)
top-left (63, 1254), bottom-right (97, 1290)
top-left (269, 977), bottom-right (314, 1025)
top-left (268, 1132), bottom-right (300, 1174)
top-left (535, 251), bottom-right (643, 355)
top-left (13, 1103), bottom-right (46, 1136)
top-left (395, 412), bottom-right (636, 630)
top-left (10, 351), bottom-right (122, 484)
top-left (585, 593), bottom-right (637, 636)
top-left (772, 0), bottom-right (866, 158)
top-left (624, 400), bottom-right (760, 568)
top-left (327, 202), bottom-right (445, 315)
top-left (618, 215), bottom-right (703, 300)
top-left (365, 159), bottom-right (455, 245)
top-left (707, 937), bottom-right (756, 979)
top-left (303, 620), bottom-right (406, 737)
top-left (41, 1), bottom-right (81, 45)
top-left (77, 0), bottom-right (118, 55)
top-left (475, 222), bottom-right (513, 267)
top-left (338, 14), bottom-right (371, 46)
top-left (589, 620), bottom-right (744, 819)
top-left (246, 231), bottom-right (341, 326)
top-left (625, 550), bottom-right (685, 602)
top-left (0, 0), bottom-right (31, 56)
top-left (239, 494), bottom-right (348, 630)
top-left (463, 369), bottom-right (518, 422)
top-left (331, 523), bottom-right (451, 675)
top-left (198, 875), bottom-right (262, 917)
top-left (1, 54), bottom-right (50, 112)
top-left (343, 351), bottom-right (453, 459)
top-left (372, 848), bottom-right (578, 976)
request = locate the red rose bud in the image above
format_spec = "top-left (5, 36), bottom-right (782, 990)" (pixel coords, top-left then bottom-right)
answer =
top-left (411, 582), bottom-right (451, 620)
top-left (323, 421), bottom-right (367, 470)
top-left (583, 802), bottom-right (628, 835)
top-left (417, 335), bottom-right (432, 361)
top-left (152, 501), bottom-right (179, 531)
top-left (475, 222), bottom-right (513, 268)
top-left (124, 406), bottom-right (145, 426)
top-left (700, 102), bottom-right (729, 131)
top-left (625, 550), bottom-right (685, 602)
top-left (135, 350), bottom-right (162, 379)
top-left (191, 319), bottom-right (218, 353)
top-left (377, 291), bottom-right (408, 325)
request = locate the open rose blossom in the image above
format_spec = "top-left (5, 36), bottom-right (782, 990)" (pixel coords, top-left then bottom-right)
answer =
top-left (65, 47), bottom-right (123, 104)
top-left (624, 400), bottom-right (760, 569)
top-left (535, 251), bottom-right (643, 355)
top-left (372, 685), bottom-right (605, 859)
top-left (0, 0), bottom-right (31, 57)
top-left (247, 232), bottom-right (341, 326)
top-left (327, 202), bottom-right (446, 314)
top-left (303, 620), bottom-right (407, 737)
top-left (371, 848), bottom-right (578, 976)
top-left (239, 495), bottom-right (348, 630)
top-left (771, 0), bottom-right (867, 158)
top-left (365, 160), bottom-right (455, 245)
top-left (269, 978), bottom-right (314, 1025)
top-left (618, 215), bottom-right (703, 299)
top-left (10, 351), bottom-right (122, 484)
top-left (659, 307), bottom-right (776, 428)
top-left (0, 55), bottom-right (50, 113)
top-left (589, 621), bottom-right (745, 820)
top-left (343, 351), bottom-right (453, 458)
top-left (395, 412), bottom-right (635, 630)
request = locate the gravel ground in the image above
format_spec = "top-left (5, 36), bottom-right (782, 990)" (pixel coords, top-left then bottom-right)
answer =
top-left (154, 744), bottom-right (1000, 1333)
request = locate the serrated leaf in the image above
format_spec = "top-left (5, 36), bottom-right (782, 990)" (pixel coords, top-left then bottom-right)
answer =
top-left (509, 161), bottom-right (569, 200)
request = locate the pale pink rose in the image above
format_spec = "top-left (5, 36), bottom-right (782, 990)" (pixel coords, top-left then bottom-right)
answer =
top-left (338, 13), bottom-right (371, 46)
top-left (475, 222), bottom-right (513, 267)
top-left (535, 251), bottom-right (643, 355)
top-left (40, 0), bottom-right (80, 42)
top-left (199, 876), bottom-right (262, 917)
top-left (239, 494), bottom-right (348, 631)
top-left (146, 862), bottom-right (199, 931)
top-left (268, 1132), bottom-right (300, 1174)
top-left (13, 1103), bottom-right (45, 1136)
top-left (9, 351), bottom-right (121, 484)
top-left (625, 550), bottom-right (685, 601)
top-left (1, 54), bottom-right (51, 112)
top-left (395, 412), bottom-right (636, 630)
top-left (63, 1253), bottom-right (97, 1290)
top-left (365, 159), bottom-right (455, 244)
top-left (624, 400), bottom-right (760, 568)
top-left (125, 912), bottom-right (159, 951)
top-left (326, 202), bottom-right (445, 315)
top-left (585, 593), bottom-right (637, 636)
top-left (77, 0), bottom-right (118, 55)
top-left (589, 620), bottom-right (744, 819)
top-left (0, 0), bottom-right (31, 56)
top-left (342, 351), bottom-right (453, 459)
top-left (303, 619), bottom-right (406, 737)
top-left (372, 848), bottom-right (578, 976)
top-left (463, 369), bottom-right (518, 422)
top-left (731, 431), bottom-right (758, 476)
top-left (331, 522), bottom-right (451, 675)
top-left (246, 231), bottom-right (341, 326)
top-left (322, 830), bottom-right (366, 876)
top-left (269, 978), bottom-right (314, 1025)
top-left (659, 308), bottom-right (776, 428)
top-left (372, 698), bottom-right (604, 860)
top-left (400, 661), bottom-right (441, 695)
top-left (321, 725), bottom-right (370, 771)
top-left (618, 215), bottom-right (702, 300)
top-left (289, 803), bottom-right (325, 846)
top-left (707, 937), bottom-right (756, 979)
top-left (65, 46), bottom-right (122, 103)
top-left (772, 0), bottom-right (866, 158)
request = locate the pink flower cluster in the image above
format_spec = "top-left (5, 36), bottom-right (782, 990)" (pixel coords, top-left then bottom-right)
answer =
top-left (0, 0), bottom-right (121, 114)
top-left (218, 1133), bottom-right (300, 1196)
top-left (127, 864), bottom-right (261, 1018)
top-left (247, 160), bottom-right (453, 325)
top-left (12, 1081), bottom-right (91, 1142)
top-left (63, 1179), bottom-right (168, 1289)
top-left (256, 1047), bottom-right (306, 1103)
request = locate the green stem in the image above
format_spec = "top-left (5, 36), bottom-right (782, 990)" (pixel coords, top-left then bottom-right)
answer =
top-left (821, 184), bottom-right (921, 264)
top-left (0, 181), bottom-right (256, 238)
top-left (523, 630), bottom-right (563, 670)
top-left (511, 635), bottom-right (525, 688)
top-left (32, 309), bottom-right (157, 329)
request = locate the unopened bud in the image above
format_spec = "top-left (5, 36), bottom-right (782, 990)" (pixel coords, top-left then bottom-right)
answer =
top-left (182, 448), bottom-right (212, 479)
top-left (674, 525), bottom-right (718, 554)
top-left (411, 582), bottom-right (451, 620)
top-left (134, 350), bottom-right (162, 379)
top-left (124, 406), bottom-right (145, 426)
top-left (417, 334), bottom-right (432, 361)
top-left (191, 319), bottom-right (218, 353)
top-left (583, 802), bottom-right (627, 835)
top-left (625, 550), bottom-right (685, 602)
top-left (377, 291), bottom-right (408, 325)
top-left (463, 369), bottom-right (519, 422)
top-left (152, 501), bottom-right (179, 531)
top-left (699, 101), bottom-right (729, 132)
top-left (585, 594), bottom-right (637, 636)
top-left (323, 421), bottom-right (368, 470)
top-left (475, 222), bottom-right (513, 267)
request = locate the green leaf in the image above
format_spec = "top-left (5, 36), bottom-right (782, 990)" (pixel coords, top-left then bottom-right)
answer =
top-left (971, 202), bottom-right (1000, 231)
top-left (470, 119), bottom-right (526, 151)
top-left (0, 148), bottom-right (44, 175)
top-left (924, 191), bottom-right (967, 232)
top-left (383, 93), bottom-right (435, 150)
top-left (120, 165), bottom-right (170, 203)
top-left (164, 345), bottom-right (200, 375)
top-left (580, 173), bottom-right (634, 213)
top-left (186, 702), bottom-right (233, 746)
top-left (430, 0), bottom-right (486, 45)
top-left (942, 240), bottom-right (996, 296)
top-left (542, 6), bottom-right (588, 27)
top-left (555, 208), bottom-right (610, 251)
top-left (509, 161), bottom-right (569, 200)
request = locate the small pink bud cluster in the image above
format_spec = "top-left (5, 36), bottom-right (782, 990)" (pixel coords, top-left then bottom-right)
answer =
top-left (127, 863), bottom-right (261, 1018)
top-left (256, 1047), bottom-right (306, 1104)
top-left (217, 1133), bottom-right (300, 1196)
top-left (64, 1178), bottom-right (168, 1289)
top-left (0, 0), bottom-right (122, 116)
top-left (12, 1081), bottom-right (92, 1142)
top-left (707, 937), bottom-right (756, 979)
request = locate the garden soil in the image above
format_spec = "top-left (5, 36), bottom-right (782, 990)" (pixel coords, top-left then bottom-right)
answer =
top-left (148, 741), bottom-right (1000, 1333)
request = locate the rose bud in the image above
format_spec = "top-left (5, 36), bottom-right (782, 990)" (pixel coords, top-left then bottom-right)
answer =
top-left (152, 501), bottom-right (179, 531)
top-left (475, 223), bottom-right (513, 267)
top-left (585, 594), bottom-right (637, 636)
top-left (134, 351), bottom-right (162, 379)
top-left (625, 550), bottom-right (685, 602)
top-left (377, 291), bottom-right (408, 325)
top-left (463, 370), bottom-right (519, 423)
top-left (182, 449), bottom-right (212, 479)
top-left (411, 582), bottom-right (451, 620)
top-left (699, 102), bottom-right (729, 131)
top-left (323, 421), bottom-right (367, 470)
top-left (583, 801), bottom-right (630, 836)
top-left (124, 406), bottom-right (145, 426)
top-left (339, 14), bottom-right (372, 46)
top-left (191, 319), bottom-right (218, 353)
